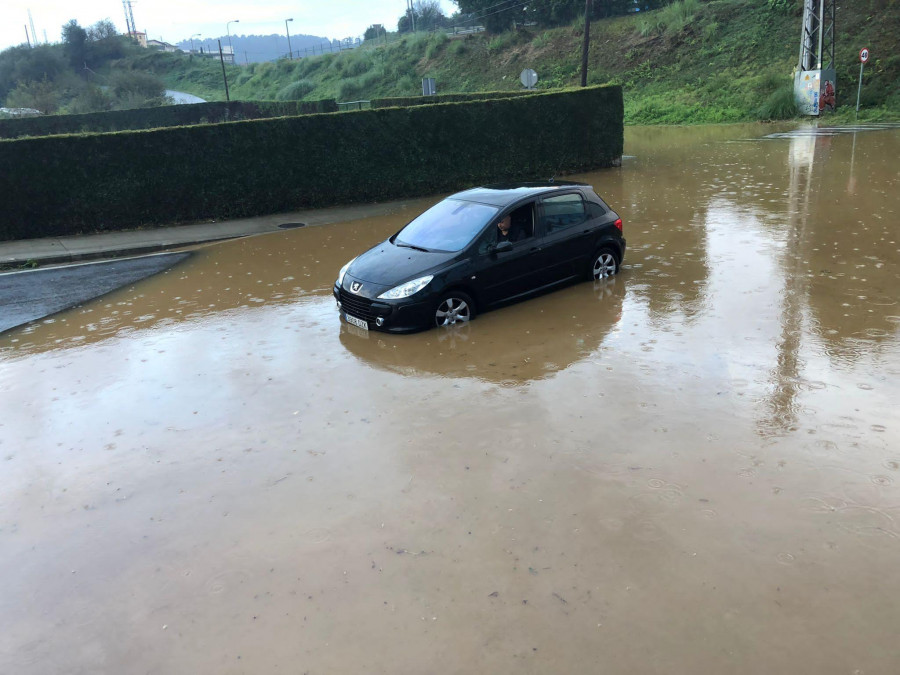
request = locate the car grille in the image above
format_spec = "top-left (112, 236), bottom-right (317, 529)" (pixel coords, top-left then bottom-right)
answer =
top-left (339, 288), bottom-right (375, 321)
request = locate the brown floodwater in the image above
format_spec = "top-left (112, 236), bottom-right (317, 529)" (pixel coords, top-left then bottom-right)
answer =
top-left (2, 122), bottom-right (899, 674)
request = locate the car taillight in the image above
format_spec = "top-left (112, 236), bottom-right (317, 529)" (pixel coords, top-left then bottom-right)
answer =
top-left (614, 218), bottom-right (623, 232)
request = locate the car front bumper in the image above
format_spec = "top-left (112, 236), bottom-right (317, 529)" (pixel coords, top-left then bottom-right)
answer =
top-left (333, 283), bottom-right (433, 334)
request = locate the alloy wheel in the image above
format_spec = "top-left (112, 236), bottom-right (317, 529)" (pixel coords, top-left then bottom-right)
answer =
top-left (592, 252), bottom-right (617, 279)
top-left (435, 297), bottom-right (471, 326)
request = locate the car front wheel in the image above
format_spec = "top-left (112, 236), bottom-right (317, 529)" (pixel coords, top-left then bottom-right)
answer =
top-left (589, 248), bottom-right (619, 280)
top-left (434, 291), bottom-right (475, 327)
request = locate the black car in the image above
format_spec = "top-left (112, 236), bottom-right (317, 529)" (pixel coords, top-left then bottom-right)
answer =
top-left (333, 181), bottom-right (625, 333)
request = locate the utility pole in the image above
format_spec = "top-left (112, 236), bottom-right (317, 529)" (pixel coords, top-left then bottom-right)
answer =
top-left (794, 0), bottom-right (836, 115)
top-left (580, 0), bottom-right (592, 87)
top-left (218, 40), bottom-right (230, 101)
top-left (24, 25), bottom-right (31, 47)
top-left (407, 0), bottom-right (417, 33)
top-left (227, 19), bottom-right (240, 64)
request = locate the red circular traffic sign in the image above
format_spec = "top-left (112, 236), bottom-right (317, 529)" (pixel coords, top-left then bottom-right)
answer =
top-left (860, 48), bottom-right (870, 63)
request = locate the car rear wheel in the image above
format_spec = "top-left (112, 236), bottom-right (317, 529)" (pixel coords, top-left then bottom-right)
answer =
top-left (589, 247), bottom-right (619, 280)
top-left (434, 291), bottom-right (475, 327)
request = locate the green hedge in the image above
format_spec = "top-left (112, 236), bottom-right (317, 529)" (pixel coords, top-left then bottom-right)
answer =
top-left (0, 86), bottom-right (623, 241)
top-left (370, 90), bottom-right (533, 109)
top-left (0, 100), bottom-right (338, 139)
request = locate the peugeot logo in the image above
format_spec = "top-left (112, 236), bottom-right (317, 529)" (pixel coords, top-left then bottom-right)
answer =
top-left (350, 281), bottom-right (363, 293)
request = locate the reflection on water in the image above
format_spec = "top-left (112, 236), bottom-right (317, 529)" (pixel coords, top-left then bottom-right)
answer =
top-left (3, 123), bottom-right (900, 675)
top-left (339, 277), bottom-right (624, 384)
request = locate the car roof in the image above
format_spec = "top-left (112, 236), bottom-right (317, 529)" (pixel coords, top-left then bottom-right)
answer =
top-left (450, 181), bottom-right (592, 207)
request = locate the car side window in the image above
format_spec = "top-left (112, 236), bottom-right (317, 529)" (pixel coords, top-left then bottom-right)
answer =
top-left (476, 202), bottom-right (537, 254)
top-left (541, 193), bottom-right (588, 234)
top-left (507, 202), bottom-right (535, 241)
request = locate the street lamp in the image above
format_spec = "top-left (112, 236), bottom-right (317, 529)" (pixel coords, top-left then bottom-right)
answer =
top-left (285, 18), bottom-right (294, 60)
top-left (226, 19), bottom-right (239, 62)
top-left (190, 33), bottom-right (201, 53)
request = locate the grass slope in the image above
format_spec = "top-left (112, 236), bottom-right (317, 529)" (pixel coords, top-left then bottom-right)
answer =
top-left (137, 0), bottom-right (899, 124)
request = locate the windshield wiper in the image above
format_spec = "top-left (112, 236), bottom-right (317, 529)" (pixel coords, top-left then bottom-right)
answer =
top-left (395, 242), bottom-right (431, 253)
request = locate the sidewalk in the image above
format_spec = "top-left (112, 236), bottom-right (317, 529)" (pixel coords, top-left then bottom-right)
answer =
top-left (0, 199), bottom-right (423, 268)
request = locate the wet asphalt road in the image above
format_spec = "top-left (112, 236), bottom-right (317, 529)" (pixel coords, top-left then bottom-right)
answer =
top-left (0, 252), bottom-right (190, 334)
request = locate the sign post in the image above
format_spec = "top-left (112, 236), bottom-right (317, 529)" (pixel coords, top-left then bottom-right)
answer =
top-left (856, 47), bottom-right (869, 119)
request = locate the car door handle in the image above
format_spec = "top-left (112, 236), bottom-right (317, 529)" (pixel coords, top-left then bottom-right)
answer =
top-left (529, 246), bottom-right (541, 252)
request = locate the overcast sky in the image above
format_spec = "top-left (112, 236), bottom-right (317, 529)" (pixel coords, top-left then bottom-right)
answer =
top-left (2, 0), bottom-right (460, 52)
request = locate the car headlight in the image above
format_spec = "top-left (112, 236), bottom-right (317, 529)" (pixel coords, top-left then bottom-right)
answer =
top-left (377, 275), bottom-right (434, 300)
top-left (337, 257), bottom-right (357, 286)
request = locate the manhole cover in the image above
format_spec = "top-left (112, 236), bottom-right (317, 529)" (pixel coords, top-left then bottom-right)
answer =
top-left (278, 222), bottom-right (307, 229)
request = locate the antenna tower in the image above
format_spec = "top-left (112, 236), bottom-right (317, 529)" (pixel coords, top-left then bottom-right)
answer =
top-left (27, 9), bottom-right (37, 46)
top-left (122, 0), bottom-right (138, 36)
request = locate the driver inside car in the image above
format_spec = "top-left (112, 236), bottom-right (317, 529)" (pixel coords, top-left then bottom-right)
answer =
top-left (496, 207), bottom-right (532, 244)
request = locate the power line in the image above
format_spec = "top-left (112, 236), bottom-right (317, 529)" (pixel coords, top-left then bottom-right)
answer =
top-left (463, 0), bottom-right (530, 22)
top-left (465, 0), bottom-right (522, 17)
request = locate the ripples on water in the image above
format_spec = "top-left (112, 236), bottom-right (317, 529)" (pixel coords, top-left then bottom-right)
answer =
top-left (2, 122), bottom-right (900, 675)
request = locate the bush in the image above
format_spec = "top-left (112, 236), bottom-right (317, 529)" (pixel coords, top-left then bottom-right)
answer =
top-left (4, 77), bottom-right (61, 114)
top-left (109, 70), bottom-right (166, 103)
top-left (767, 0), bottom-right (800, 14)
top-left (276, 80), bottom-right (316, 100)
top-left (637, 0), bottom-right (700, 36)
top-left (67, 84), bottom-right (112, 115)
top-left (532, 32), bottom-right (552, 49)
top-left (344, 56), bottom-right (371, 78)
top-left (447, 40), bottom-right (466, 57)
top-left (756, 85), bottom-right (798, 120)
top-left (0, 86), bottom-right (624, 240)
top-left (424, 34), bottom-right (449, 60)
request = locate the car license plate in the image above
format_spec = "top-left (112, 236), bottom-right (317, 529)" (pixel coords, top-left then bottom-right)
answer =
top-left (344, 312), bottom-right (368, 330)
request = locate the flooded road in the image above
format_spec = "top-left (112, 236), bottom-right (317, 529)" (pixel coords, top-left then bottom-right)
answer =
top-left (2, 123), bottom-right (899, 674)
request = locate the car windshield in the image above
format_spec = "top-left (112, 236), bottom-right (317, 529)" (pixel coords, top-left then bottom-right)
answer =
top-left (395, 199), bottom-right (499, 252)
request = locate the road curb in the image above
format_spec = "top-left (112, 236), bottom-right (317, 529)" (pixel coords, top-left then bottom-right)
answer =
top-left (0, 234), bottom-right (250, 269)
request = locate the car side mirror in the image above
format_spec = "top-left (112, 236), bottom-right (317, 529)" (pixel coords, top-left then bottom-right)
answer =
top-left (493, 241), bottom-right (513, 254)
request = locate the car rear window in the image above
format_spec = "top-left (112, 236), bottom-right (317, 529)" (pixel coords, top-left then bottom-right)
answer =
top-left (396, 199), bottom-right (499, 252)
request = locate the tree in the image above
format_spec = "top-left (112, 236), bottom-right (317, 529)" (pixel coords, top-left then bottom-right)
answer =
top-left (454, 0), bottom-right (527, 33)
top-left (364, 24), bottom-right (387, 41)
top-left (5, 77), bottom-right (61, 113)
top-left (453, 0), bottom-right (667, 28)
top-left (86, 19), bottom-right (126, 62)
top-left (415, 0), bottom-right (450, 30)
top-left (398, 1), bottom-right (450, 33)
top-left (0, 45), bottom-right (66, 101)
top-left (86, 19), bottom-right (118, 41)
top-left (62, 20), bottom-right (88, 68)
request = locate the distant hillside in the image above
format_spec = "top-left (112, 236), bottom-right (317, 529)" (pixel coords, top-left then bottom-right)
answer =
top-left (2, 0), bottom-right (898, 124)
top-left (174, 34), bottom-right (339, 64)
top-left (148, 0), bottom-right (899, 124)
